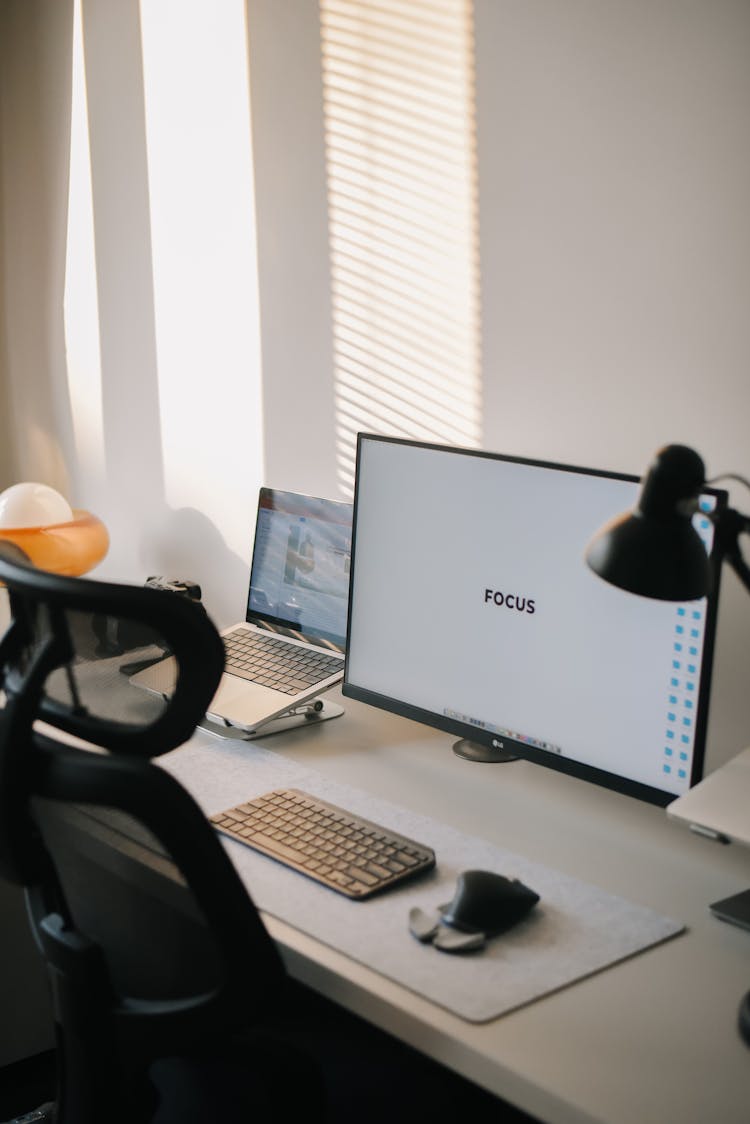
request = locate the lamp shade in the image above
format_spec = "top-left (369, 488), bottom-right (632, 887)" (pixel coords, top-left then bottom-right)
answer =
top-left (585, 445), bottom-right (711, 601)
top-left (0, 510), bottom-right (109, 575)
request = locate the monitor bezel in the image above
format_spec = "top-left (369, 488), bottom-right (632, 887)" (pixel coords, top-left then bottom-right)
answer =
top-left (342, 434), bottom-right (727, 807)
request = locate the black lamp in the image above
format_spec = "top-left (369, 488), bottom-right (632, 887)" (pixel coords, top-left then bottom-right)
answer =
top-left (585, 442), bottom-right (750, 1044)
top-left (586, 444), bottom-right (750, 600)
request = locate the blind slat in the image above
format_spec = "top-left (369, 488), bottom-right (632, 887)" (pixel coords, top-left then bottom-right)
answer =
top-left (321, 0), bottom-right (480, 493)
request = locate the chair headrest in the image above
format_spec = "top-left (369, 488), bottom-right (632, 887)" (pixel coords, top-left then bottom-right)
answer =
top-left (0, 547), bottom-right (224, 757)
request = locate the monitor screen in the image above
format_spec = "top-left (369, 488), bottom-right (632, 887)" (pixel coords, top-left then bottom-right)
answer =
top-left (343, 435), bottom-right (726, 805)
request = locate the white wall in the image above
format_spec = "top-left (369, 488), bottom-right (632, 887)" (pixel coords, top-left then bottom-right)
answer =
top-left (0, 4), bottom-right (747, 773)
top-left (474, 0), bottom-right (750, 770)
top-left (248, 0), bottom-right (750, 772)
top-left (4, 0), bottom-right (742, 754)
top-left (476, 0), bottom-right (750, 472)
top-left (0, 0), bottom-right (265, 630)
top-left (246, 0), bottom-right (339, 500)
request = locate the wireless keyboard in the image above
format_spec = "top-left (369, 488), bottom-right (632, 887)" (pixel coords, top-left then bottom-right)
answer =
top-left (210, 788), bottom-right (436, 899)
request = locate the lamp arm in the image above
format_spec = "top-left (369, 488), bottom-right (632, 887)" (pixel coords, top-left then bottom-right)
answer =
top-left (713, 507), bottom-right (750, 597)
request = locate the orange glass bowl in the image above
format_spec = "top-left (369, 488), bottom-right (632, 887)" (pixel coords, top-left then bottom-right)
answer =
top-left (0, 511), bottom-right (109, 576)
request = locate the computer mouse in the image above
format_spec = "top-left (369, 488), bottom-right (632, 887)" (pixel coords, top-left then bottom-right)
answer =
top-left (439, 869), bottom-right (540, 936)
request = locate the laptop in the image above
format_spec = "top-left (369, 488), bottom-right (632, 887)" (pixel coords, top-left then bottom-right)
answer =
top-left (133, 488), bottom-right (352, 733)
top-left (667, 746), bottom-right (750, 847)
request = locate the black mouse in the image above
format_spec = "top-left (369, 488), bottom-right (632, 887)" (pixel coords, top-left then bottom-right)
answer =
top-left (440, 869), bottom-right (540, 936)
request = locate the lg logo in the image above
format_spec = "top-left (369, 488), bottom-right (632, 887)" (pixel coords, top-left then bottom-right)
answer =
top-left (484, 588), bottom-right (536, 615)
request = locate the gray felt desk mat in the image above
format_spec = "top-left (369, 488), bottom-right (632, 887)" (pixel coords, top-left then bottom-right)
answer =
top-left (162, 734), bottom-right (684, 1024)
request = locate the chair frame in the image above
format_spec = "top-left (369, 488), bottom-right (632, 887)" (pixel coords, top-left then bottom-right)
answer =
top-left (0, 549), bottom-right (287, 1123)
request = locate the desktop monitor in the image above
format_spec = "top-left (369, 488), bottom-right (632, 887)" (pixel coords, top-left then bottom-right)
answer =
top-left (343, 434), bottom-right (726, 805)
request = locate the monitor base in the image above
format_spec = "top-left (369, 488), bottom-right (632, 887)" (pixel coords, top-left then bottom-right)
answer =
top-left (452, 739), bottom-right (519, 764)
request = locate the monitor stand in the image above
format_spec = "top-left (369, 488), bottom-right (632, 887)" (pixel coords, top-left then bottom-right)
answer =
top-left (452, 739), bottom-right (519, 764)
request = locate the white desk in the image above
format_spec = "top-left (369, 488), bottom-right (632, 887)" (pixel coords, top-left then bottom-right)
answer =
top-left (174, 689), bottom-right (750, 1124)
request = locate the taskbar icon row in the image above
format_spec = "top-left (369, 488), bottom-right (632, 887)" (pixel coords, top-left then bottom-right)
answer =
top-left (443, 707), bottom-right (562, 756)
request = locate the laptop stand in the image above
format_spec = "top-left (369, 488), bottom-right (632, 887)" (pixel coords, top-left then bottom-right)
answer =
top-left (199, 699), bottom-right (345, 741)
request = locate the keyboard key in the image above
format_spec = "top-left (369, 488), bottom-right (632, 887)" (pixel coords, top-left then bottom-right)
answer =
top-left (346, 865), bottom-right (379, 886)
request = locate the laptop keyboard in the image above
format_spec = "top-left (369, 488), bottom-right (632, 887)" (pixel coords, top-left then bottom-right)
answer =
top-left (210, 788), bottom-right (436, 899)
top-left (223, 628), bottom-right (342, 695)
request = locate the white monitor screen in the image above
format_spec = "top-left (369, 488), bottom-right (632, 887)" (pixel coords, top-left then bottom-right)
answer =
top-left (343, 435), bottom-right (725, 804)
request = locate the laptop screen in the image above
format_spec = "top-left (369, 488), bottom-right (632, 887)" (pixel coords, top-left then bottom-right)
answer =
top-left (246, 488), bottom-right (352, 651)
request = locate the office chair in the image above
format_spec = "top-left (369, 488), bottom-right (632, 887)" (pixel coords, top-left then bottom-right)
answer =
top-left (0, 545), bottom-right (529, 1124)
top-left (0, 544), bottom-right (327, 1124)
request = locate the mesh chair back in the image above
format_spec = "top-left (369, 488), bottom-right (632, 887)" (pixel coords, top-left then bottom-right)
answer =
top-left (0, 546), bottom-right (225, 885)
top-left (0, 548), bottom-right (286, 1122)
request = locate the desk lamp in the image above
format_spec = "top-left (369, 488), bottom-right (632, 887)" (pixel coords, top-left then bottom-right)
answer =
top-left (0, 482), bottom-right (109, 575)
top-left (585, 445), bottom-right (750, 599)
top-left (585, 443), bottom-right (750, 1045)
